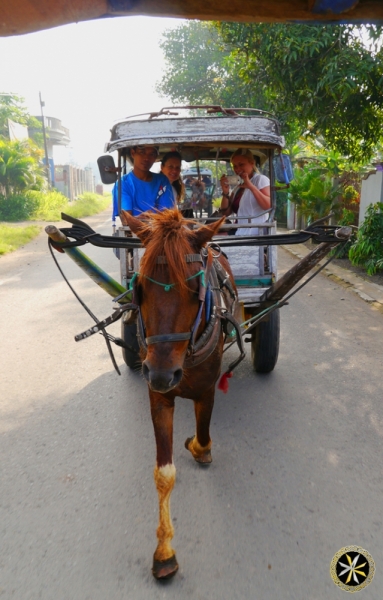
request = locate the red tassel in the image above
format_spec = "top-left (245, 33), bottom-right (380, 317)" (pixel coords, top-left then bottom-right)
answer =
top-left (217, 371), bottom-right (233, 393)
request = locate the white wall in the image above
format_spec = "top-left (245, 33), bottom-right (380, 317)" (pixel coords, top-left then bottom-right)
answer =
top-left (359, 170), bottom-right (383, 224)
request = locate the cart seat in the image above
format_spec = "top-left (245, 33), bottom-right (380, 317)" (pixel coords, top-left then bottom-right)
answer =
top-left (223, 245), bottom-right (264, 279)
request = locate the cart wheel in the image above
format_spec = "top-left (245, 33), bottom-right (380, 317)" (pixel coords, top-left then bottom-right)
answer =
top-left (121, 321), bottom-right (141, 369)
top-left (251, 309), bottom-right (280, 373)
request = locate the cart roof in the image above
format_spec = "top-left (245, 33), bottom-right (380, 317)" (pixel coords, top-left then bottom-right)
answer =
top-left (3, 1), bottom-right (383, 38)
top-left (105, 106), bottom-right (285, 163)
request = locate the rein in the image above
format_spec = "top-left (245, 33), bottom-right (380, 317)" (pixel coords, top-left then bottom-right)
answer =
top-left (48, 238), bottom-right (125, 375)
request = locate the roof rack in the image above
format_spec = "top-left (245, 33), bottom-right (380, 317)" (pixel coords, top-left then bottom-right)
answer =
top-left (115, 105), bottom-right (276, 123)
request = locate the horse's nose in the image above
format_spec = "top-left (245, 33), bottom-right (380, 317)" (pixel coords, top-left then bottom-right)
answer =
top-left (142, 361), bottom-right (183, 393)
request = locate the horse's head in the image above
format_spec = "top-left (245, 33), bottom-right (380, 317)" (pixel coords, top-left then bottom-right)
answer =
top-left (121, 209), bottom-right (224, 393)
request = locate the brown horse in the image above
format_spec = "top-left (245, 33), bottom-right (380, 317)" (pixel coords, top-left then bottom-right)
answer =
top-left (121, 208), bottom-right (239, 579)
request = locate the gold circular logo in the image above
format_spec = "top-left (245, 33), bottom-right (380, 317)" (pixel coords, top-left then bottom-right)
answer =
top-left (330, 546), bottom-right (375, 593)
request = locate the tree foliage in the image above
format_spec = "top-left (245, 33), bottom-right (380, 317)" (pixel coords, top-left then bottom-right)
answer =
top-left (156, 21), bottom-right (262, 107)
top-left (0, 93), bottom-right (41, 142)
top-left (0, 139), bottom-right (44, 198)
top-left (287, 164), bottom-right (342, 223)
top-left (157, 22), bottom-right (383, 161)
top-left (349, 202), bottom-right (383, 275)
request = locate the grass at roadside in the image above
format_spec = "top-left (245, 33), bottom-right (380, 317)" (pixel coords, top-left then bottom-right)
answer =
top-left (0, 193), bottom-right (112, 256)
top-left (30, 191), bottom-right (111, 221)
top-left (0, 224), bottom-right (41, 255)
top-left (64, 193), bottom-right (111, 220)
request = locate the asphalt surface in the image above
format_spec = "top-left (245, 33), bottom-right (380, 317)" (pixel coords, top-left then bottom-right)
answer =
top-left (1, 213), bottom-right (383, 599)
top-left (281, 239), bottom-right (383, 311)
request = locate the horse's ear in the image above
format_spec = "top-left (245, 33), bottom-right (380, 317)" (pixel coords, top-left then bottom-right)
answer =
top-left (120, 210), bottom-right (135, 228)
top-left (193, 217), bottom-right (226, 249)
top-left (120, 210), bottom-right (150, 242)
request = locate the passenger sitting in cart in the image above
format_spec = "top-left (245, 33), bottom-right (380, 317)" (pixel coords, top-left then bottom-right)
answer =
top-left (160, 151), bottom-right (194, 219)
top-left (219, 148), bottom-right (271, 235)
top-left (112, 145), bottom-right (175, 220)
top-left (160, 151), bottom-right (184, 204)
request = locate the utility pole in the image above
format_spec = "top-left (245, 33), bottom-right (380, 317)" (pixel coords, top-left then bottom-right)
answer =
top-left (39, 91), bottom-right (51, 188)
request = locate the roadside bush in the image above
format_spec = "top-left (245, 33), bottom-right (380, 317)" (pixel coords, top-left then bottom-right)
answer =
top-left (349, 202), bottom-right (383, 275)
top-left (288, 165), bottom-right (342, 224)
top-left (0, 190), bottom-right (111, 223)
top-left (0, 193), bottom-right (39, 221)
top-left (65, 192), bottom-right (111, 219)
top-left (28, 189), bottom-right (68, 221)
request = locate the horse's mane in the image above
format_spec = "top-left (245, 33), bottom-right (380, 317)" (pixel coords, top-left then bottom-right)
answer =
top-left (138, 209), bottom-right (200, 296)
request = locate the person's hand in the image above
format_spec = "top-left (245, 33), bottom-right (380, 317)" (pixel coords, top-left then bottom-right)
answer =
top-left (220, 175), bottom-right (230, 195)
top-left (240, 172), bottom-right (252, 189)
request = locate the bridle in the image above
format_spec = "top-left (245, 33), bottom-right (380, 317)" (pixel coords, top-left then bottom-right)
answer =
top-left (132, 249), bottom-right (216, 358)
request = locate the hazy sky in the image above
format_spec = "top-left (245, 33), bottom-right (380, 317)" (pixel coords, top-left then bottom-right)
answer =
top-left (0, 16), bottom-right (184, 167)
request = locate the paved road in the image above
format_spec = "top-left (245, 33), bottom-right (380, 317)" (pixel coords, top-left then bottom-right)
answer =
top-left (1, 213), bottom-right (383, 599)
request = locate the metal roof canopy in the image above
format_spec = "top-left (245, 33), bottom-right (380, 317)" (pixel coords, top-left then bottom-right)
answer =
top-left (105, 106), bottom-right (285, 163)
top-left (1, 0), bottom-right (383, 37)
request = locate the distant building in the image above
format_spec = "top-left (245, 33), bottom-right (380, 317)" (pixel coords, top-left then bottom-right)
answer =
top-left (30, 115), bottom-right (70, 158)
top-left (28, 115), bottom-right (97, 199)
top-left (54, 165), bottom-right (95, 201)
top-left (28, 115), bottom-right (71, 186)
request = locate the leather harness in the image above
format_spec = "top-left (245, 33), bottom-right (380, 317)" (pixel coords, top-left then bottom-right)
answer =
top-left (74, 246), bottom-right (245, 373)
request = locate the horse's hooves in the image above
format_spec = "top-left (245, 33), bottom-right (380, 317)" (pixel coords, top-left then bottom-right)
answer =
top-left (152, 554), bottom-right (179, 580)
top-left (185, 436), bottom-right (212, 464)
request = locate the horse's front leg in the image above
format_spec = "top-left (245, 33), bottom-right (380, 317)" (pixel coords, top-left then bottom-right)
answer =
top-left (185, 388), bottom-right (215, 464)
top-left (150, 391), bottom-right (178, 580)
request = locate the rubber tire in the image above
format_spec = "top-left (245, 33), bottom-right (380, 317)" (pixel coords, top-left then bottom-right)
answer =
top-left (251, 308), bottom-right (280, 373)
top-left (121, 321), bottom-right (141, 369)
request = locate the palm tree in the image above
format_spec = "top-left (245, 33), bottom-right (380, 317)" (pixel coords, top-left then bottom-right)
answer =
top-left (0, 139), bottom-right (44, 197)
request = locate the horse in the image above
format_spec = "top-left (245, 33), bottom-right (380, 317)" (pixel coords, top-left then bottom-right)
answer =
top-left (121, 207), bottom-right (241, 579)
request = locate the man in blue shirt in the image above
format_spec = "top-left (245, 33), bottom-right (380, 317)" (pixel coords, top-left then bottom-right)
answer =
top-left (112, 145), bottom-right (175, 221)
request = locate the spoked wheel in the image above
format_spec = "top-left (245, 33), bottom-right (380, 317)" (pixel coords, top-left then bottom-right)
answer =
top-left (251, 308), bottom-right (280, 373)
top-left (121, 321), bottom-right (141, 369)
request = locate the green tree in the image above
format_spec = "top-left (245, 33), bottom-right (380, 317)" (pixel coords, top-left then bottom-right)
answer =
top-left (0, 139), bottom-right (44, 197)
top-left (156, 21), bottom-right (261, 107)
top-left (349, 202), bottom-right (383, 275)
top-left (158, 22), bottom-right (383, 161)
top-left (0, 93), bottom-right (42, 145)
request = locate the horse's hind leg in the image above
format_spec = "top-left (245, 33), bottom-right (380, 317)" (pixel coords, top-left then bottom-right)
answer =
top-left (150, 392), bottom-right (179, 580)
top-left (185, 391), bottom-right (214, 464)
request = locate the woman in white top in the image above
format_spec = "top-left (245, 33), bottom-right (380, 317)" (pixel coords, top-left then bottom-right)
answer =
top-left (220, 148), bottom-right (271, 235)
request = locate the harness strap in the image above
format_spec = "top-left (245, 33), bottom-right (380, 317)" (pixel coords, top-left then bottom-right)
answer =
top-left (214, 258), bottom-right (237, 300)
top-left (74, 303), bottom-right (138, 341)
top-left (131, 269), bottom-right (205, 293)
top-left (219, 312), bottom-right (246, 372)
top-left (190, 249), bottom-right (214, 347)
top-left (146, 332), bottom-right (191, 345)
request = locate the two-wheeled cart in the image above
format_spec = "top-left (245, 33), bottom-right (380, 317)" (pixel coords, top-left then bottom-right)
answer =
top-left (46, 106), bottom-right (351, 374)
